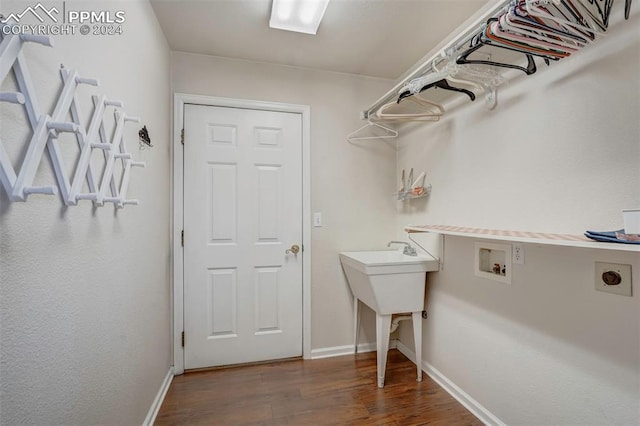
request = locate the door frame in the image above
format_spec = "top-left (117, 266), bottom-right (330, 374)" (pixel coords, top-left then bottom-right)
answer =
top-left (172, 93), bottom-right (312, 375)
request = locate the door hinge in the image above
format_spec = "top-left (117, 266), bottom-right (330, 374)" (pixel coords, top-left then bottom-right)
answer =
top-left (181, 331), bottom-right (185, 347)
top-left (302, 244), bottom-right (305, 253)
top-left (181, 230), bottom-right (184, 247)
top-left (180, 128), bottom-right (184, 145)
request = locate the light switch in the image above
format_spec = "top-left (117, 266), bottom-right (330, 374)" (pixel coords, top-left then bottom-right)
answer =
top-left (313, 212), bottom-right (322, 227)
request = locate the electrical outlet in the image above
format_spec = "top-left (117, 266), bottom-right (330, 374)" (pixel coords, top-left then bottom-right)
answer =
top-left (512, 243), bottom-right (524, 265)
top-left (595, 262), bottom-right (632, 296)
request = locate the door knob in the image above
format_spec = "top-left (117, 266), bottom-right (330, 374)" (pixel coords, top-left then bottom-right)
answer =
top-left (286, 244), bottom-right (300, 255)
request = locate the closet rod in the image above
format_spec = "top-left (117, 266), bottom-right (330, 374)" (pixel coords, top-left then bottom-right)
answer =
top-left (363, 0), bottom-right (511, 119)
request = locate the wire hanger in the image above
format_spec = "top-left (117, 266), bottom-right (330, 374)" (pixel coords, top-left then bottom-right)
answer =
top-left (346, 120), bottom-right (398, 143)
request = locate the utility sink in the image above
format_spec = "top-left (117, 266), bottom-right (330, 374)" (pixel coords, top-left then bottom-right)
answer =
top-left (339, 249), bottom-right (439, 388)
top-left (339, 250), bottom-right (438, 314)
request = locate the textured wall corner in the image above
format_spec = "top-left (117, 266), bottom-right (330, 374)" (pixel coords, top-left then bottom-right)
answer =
top-left (0, 1), bottom-right (172, 424)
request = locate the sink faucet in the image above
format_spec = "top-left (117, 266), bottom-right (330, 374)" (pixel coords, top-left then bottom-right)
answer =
top-left (387, 241), bottom-right (417, 256)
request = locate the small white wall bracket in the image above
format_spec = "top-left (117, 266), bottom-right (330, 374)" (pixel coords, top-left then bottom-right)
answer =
top-left (0, 23), bottom-right (146, 208)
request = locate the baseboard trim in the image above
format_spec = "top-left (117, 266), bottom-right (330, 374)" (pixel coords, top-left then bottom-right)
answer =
top-left (143, 367), bottom-right (174, 426)
top-left (395, 341), bottom-right (504, 426)
top-left (310, 340), bottom-right (397, 360)
top-left (310, 344), bottom-right (357, 359)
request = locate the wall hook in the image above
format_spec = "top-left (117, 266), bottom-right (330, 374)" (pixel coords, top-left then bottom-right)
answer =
top-left (0, 28), bottom-right (145, 208)
top-left (138, 125), bottom-right (152, 149)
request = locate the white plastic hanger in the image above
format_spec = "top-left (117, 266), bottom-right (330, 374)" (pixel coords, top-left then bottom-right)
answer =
top-left (397, 68), bottom-right (450, 99)
top-left (376, 94), bottom-right (444, 121)
top-left (433, 53), bottom-right (484, 92)
top-left (346, 120), bottom-right (398, 143)
top-left (525, 0), bottom-right (604, 41)
top-left (434, 50), bottom-right (501, 110)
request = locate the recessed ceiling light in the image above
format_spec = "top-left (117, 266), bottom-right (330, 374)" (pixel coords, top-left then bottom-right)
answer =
top-left (269, 0), bottom-right (330, 35)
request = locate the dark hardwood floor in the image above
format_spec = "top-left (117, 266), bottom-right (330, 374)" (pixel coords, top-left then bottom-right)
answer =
top-left (155, 349), bottom-right (482, 425)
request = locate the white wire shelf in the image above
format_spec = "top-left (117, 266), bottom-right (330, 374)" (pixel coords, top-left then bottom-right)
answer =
top-left (404, 225), bottom-right (640, 252)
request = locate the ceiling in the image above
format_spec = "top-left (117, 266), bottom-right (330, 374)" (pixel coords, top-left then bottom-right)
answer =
top-left (150, 0), bottom-right (489, 80)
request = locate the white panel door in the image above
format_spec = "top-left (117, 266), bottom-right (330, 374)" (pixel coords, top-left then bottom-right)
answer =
top-left (183, 104), bottom-right (303, 369)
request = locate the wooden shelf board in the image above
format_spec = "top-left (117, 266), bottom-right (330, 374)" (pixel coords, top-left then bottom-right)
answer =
top-left (405, 225), bottom-right (640, 253)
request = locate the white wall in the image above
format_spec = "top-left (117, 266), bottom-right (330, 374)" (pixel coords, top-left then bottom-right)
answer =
top-left (171, 52), bottom-right (397, 351)
top-left (397, 7), bottom-right (640, 425)
top-left (0, 1), bottom-right (171, 424)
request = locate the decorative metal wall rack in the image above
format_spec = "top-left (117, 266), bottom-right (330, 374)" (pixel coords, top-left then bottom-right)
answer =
top-left (0, 24), bottom-right (145, 207)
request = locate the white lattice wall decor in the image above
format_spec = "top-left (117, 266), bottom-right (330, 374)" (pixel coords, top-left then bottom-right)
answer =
top-left (0, 23), bottom-right (145, 208)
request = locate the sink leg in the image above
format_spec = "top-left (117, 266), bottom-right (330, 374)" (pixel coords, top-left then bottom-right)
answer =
top-left (353, 297), bottom-right (360, 354)
top-left (412, 311), bottom-right (423, 382)
top-left (376, 314), bottom-right (392, 388)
